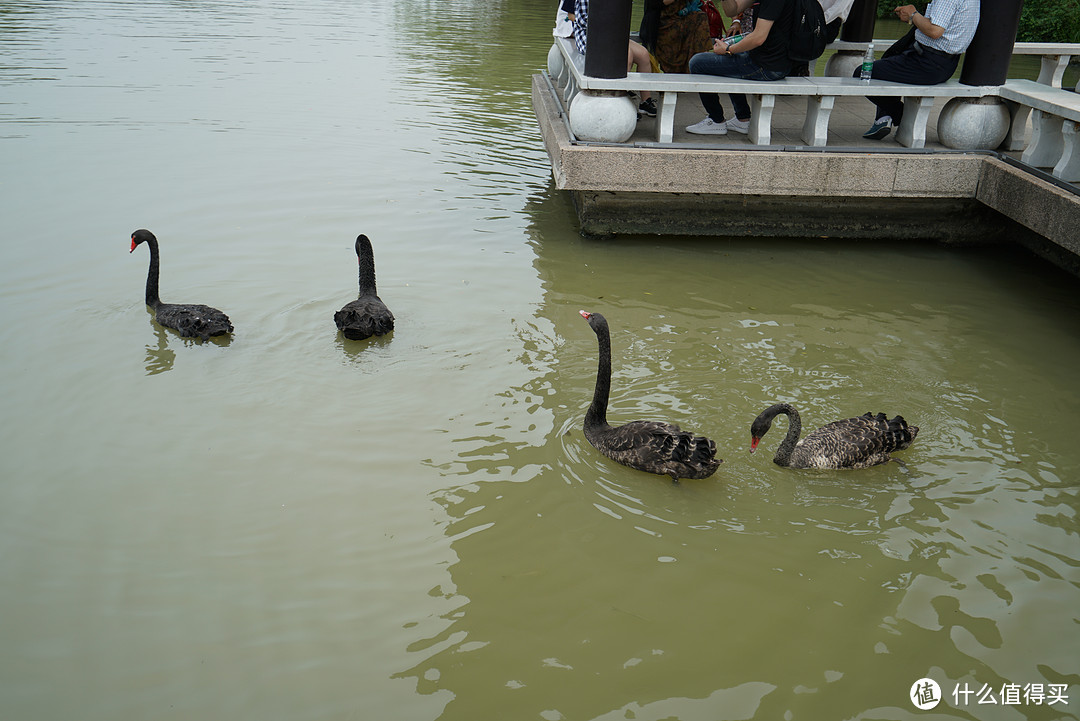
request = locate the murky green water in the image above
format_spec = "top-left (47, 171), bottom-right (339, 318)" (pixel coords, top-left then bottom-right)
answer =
top-left (1, 1), bottom-right (1078, 720)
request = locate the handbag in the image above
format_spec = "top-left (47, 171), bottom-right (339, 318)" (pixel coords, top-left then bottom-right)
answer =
top-left (703, 0), bottom-right (726, 38)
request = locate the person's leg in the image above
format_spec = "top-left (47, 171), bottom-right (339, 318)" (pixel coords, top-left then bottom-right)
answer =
top-left (858, 48), bottom-right (959, 125)
top-left (627, 39), bottom-right (656, 115)
top-left (729, 93), bottom-right (750, 122)
top-left (689, 51), bottom-right (731, 123)
top-left (688, 51), bottom-right (781, 124)
top-left (628, 40), bottom-right (651, 72)
top-left (727, 62), bottom-right (789, 123)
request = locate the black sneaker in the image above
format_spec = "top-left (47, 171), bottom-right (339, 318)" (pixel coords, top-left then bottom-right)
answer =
top-left (863, 116), bottom-right (892, 140)
top-left (638, 97), bottom-right (657, 118)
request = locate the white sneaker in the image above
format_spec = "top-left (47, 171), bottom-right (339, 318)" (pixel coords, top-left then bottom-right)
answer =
top-left (725, 118), bottom-right (750, 134)
top-left (685, 117), bottom-right (727, 135)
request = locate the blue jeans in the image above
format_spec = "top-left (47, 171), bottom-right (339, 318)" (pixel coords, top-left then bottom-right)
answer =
top-left (688, 50), bottom-right (789, 122)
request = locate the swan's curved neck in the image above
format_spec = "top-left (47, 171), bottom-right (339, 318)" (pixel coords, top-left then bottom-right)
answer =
top-left (770, 403), bottom-right (802, 466)
top-left (357, 239), bottom-right (377, 296)
top-left (144, 236), bottom-right (162, 308)
top-left (586, 322), bottom-right (611, 430)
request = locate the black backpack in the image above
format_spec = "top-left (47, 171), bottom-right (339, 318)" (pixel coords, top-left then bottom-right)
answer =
top-left (788, 0), bottom-right (827, 63)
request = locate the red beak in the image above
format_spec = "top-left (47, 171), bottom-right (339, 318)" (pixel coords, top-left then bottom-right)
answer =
top-left (750, 437), bottom-right (760, 453)
top-left (579, 310), bottom-right (591, 319)
top-left (130, 239), bottom-right (137, 253)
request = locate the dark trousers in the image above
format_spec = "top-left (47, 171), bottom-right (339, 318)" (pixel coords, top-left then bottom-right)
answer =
top-left (855, 43), bottom-right (959, 123)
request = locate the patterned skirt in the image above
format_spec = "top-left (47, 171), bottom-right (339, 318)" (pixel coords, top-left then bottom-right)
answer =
top-left (655, 4), bottom-right (712, 74)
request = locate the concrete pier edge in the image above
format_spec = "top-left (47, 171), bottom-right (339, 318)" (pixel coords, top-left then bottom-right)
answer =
top-left (532, 73), bottom-right (1080, 275)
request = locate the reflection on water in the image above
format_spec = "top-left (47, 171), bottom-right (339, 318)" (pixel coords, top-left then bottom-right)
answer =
top-left (1, 1), bottom-right (1078, 720)
top-left (140, 308), bottom-right (234, 374)
top-left (144, 322), bottom-right (176, 375)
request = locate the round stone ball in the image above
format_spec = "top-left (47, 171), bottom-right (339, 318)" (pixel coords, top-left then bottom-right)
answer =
top-left (547, 44), bottom-right (565, 85)
top-left (937, 97), bottom-right (1011, 150)
top-left (569, 91), bottom-right (637, 143)
top-left (824, 51), bottom-right (863, 79)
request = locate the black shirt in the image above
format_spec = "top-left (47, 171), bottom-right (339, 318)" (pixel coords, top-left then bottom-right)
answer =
top-left (748, 0), bottom-right (795, 72)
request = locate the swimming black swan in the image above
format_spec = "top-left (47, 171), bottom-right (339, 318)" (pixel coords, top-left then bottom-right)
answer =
top-left (749, 402), bottom-right (919, 469)
top-left (580, 310), bottom-right (721, 481)
top-left (129, 229), bottom-right (233, 341)
top-left (334, 234), bottom-right (394, 340)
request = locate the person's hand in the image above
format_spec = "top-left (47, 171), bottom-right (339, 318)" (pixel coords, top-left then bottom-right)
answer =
top-left (893, 5), bottom-right (918, 23)
top-left (713, 38), bottom-right (727, 54)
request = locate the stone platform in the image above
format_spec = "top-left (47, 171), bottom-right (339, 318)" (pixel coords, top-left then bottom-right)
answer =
top-left (532, 72), bottom-right (1080, 275)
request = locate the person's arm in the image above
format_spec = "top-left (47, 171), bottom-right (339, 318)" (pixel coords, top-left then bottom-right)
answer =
top-left (720, 0), bottom-right (756, 18)
top-left (716, 17), bottom-right (774, 54)
top-left (894, 4), bottom-right (945, 39)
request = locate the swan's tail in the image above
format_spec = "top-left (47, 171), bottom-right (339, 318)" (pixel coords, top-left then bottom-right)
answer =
top-left (864, 412), bottom-right (918, 451)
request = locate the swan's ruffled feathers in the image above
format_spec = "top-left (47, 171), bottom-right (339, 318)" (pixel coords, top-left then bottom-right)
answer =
top-left (156, 303), bottom-right (232, 341)
top-left (591, 420), bottom-right (721, 480)
top-left (334, 296), bottom-right (394, 340)
top-left (795, 412), bottom-right (918, 469)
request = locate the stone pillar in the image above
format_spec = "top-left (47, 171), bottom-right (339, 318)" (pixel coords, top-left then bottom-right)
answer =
top-left (839, 0), bottom-right (876, 42)
top-left (940, 0), bottom-right (1023, 150)
top-left (571, 0), bottom-right (637, 143)
top-left (583, 0), bottom-right (632, 79)
top-left (960, 0), bottom-right (1023, 86)
top-left (827, 0), bottom-right (877, 77)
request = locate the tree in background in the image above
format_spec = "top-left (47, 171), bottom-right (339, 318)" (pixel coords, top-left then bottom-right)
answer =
top-left (1016, 0), bottom-right (1080, 43)
top-left (877, 0), bottom-right (1080, 42)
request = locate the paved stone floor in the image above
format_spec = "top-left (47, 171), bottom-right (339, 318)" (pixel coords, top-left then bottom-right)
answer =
top-left (622, 91), bottom-right (1031, 156)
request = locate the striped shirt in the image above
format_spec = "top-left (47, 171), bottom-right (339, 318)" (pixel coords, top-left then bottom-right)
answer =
top-left (917, 0), bottom-right (980, 56)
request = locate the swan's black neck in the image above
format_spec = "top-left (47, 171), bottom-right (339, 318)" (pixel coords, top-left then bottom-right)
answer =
top-left (765, 403), bottom-right (802, 466)
top-left (143, 235), bottom-right (162, 309)
top-left (355, 235), bottom-right (378, 297)
top-left (585, 317), bottom-right (612, 431)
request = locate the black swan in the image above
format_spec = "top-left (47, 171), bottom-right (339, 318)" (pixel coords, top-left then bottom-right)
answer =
top-left (129, 229), bottom-right (233, 341)
top-left (580, 310), bottom-right (721, 481)
top-left (334, 234), bottom-right (394, 340)
top-left (750, 402), bottom-right (919, 469)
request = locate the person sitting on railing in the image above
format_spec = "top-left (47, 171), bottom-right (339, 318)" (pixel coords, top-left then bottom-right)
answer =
top-left (858, 1), bottom-right (981, 140)
top-left (684, 0), bottom-right (796, 136)
top-left (562, 0), bottom-right (660, 118)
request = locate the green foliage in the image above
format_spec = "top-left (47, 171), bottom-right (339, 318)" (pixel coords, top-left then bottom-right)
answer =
top-left (1016, 0), bottom-right (1080, 43)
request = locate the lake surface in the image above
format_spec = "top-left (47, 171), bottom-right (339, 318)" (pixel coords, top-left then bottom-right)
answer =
top-left (1, 1), bottom-right (1078, 720)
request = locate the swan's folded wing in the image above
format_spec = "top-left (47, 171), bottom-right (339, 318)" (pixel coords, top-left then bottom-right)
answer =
top-left (606, 420), bottom-right (682, 453)
top-left (159, 303), bottom-right (232, 340)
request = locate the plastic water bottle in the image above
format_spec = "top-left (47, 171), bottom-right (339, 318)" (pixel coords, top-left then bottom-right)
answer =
top-left (724, 33), bottom-right (744, 47)
top-left (860, 43), bottom-right (875, 83)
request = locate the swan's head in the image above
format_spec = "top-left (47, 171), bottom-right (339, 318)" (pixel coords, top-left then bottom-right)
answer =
top-left (749, 414), bottom-right (775, 453)
top-left (580, 310), bottom-right (613, 343)
top-left (130, 228), bottom-right (156, 253)
top-left (749, 404), bottom-right (793, 452)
